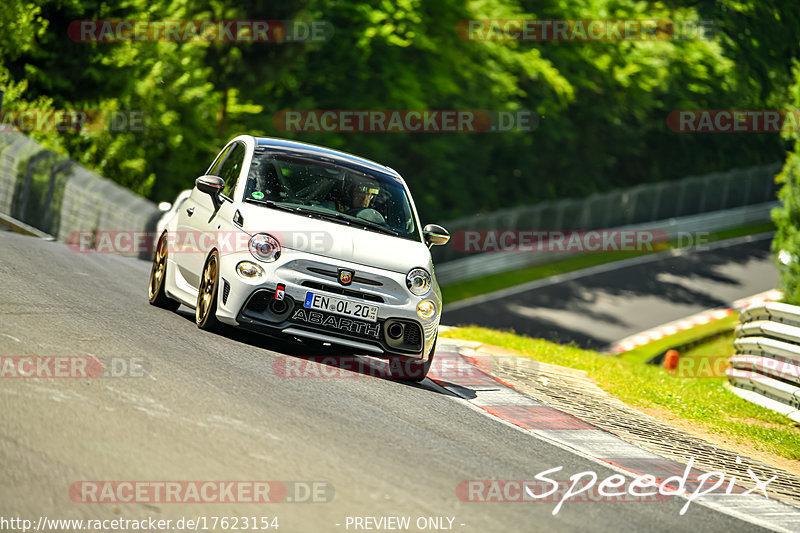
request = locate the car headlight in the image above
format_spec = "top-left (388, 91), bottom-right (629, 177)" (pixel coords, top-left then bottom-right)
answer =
top-left (417, 300), bottom-right (436, 319)
top-left (236, 261), bottom-right (264, 278)
top-left (406, 268), bottom-right (431, 296)
top-left (249, 233), bottom-right (281, 262)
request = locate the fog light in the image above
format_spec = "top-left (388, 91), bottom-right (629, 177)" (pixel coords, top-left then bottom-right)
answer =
top-left (236, 261), bottom-right (263, 278)
top-left (417, 300), bottom-right (436, 319)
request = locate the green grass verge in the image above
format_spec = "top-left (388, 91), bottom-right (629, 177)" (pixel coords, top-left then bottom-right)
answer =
top-left (681, 331), bottom-right (736, 359)
top-left (441, 221), bottom-right (776, 304)
top-left (439, 325), bottom-right (800, 461)
top-left (621, 313), bottom-right (740, 365)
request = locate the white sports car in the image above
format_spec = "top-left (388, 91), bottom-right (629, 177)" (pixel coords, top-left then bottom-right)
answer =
top-left (148, 135), bottom-right (449, 380)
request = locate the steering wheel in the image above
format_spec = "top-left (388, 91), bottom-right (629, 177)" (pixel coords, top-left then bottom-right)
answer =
top-left (349, 208), bottom-right (386, 225)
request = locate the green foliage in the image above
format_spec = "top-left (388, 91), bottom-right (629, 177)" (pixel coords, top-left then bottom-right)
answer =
top-left (772, 61), bottom-right (800, 304)
top-left (0, 0), bottom-right (798, 222)
top-left (441, 326), bottom-right (800, 461)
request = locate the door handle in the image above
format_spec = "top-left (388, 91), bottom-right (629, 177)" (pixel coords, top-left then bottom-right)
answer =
top-left (186, 207), bottom-right (195, 216)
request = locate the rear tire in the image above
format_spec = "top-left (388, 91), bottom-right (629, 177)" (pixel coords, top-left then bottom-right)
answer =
top-left (196, 251), bottom-right (221, 331)
top-left (148, 233), bottom-right (180, 311)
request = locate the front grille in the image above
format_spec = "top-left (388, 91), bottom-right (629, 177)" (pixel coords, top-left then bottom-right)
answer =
top-left (222, 279), bottom-right (230, 304)
top-left (246, 291), bottom-right (270, 312)
top-left (300, 281), bottom-right (384, 303)
top-left (403, 322), bottom-right (422, 349)
top-left (305, 266), bottom-right (382, 286)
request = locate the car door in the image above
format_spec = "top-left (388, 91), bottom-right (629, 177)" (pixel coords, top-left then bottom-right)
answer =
top-left (206, 141), bottom-right (249, 265)
top-left (174, 143), bottom-right (235, 288)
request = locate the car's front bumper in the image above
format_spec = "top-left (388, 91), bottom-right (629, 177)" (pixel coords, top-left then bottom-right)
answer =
top-left (214, 250), bottom-right (441, 360)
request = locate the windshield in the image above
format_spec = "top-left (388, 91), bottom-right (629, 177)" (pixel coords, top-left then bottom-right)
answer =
top-left (243, 148), bottom-right (420, 241)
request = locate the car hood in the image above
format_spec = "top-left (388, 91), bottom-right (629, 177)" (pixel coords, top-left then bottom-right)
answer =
top-left (237, 203), bottom-right (432, 274)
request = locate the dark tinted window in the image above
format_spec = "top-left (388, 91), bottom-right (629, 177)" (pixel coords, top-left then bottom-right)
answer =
top-left (245, 149), bottom-right (420, 241)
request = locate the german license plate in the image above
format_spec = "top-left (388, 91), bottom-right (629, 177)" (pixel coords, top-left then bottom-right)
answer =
top-left (304, 291), bottom-right (378, 322)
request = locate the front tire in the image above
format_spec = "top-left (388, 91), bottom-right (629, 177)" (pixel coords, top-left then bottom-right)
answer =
top-left (196, 251), bottom-right (221, 331)
top-left (148, 233), bottom-right (180, 311)
top-left (391, 335), bottom-right (437, 382)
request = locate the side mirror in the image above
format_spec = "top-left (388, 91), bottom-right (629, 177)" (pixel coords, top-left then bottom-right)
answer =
top-left (157, 201), bottom-right (172, 212)
top-left (195, 175), bottom-right (225, 210)
top-left (423, 224), bottom-right (450, 247)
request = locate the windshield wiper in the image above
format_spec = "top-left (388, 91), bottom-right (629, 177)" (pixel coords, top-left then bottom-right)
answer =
top-left (243, 197), bottom-right (303, 214)
top-left (310, 210), bottom-right (400, 236)
top-left (245, 200), bottom-right (401, 236)
top-left (353, 218), bottom-right (400, 236)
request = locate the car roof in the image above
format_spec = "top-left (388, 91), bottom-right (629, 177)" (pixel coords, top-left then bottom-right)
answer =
top-left (253, 136), bottom-right (402, 181)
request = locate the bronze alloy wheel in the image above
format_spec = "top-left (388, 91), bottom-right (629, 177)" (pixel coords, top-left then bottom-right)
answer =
top-left (196, 251), bottom-right (220, 330)
top-left (148, 233), bottom-right (180, 311)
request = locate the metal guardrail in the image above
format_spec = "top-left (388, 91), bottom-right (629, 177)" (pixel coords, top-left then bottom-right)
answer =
top-left (728, 302), bottom-right (800, 422)
top-left (433, 162), bottom-right (780, 266)
top-left (436, 201), bottom-right (777, 285)
top-left (0, 132), bottom-right (159, 256)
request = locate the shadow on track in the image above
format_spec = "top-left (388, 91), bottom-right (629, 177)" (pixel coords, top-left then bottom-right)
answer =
top-left (173, 307), bottom-right (457, 394)
top-left (443, 238), bottom-right (774, 350)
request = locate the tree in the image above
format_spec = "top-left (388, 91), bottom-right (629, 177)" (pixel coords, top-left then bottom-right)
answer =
top-left (1, 0), bottom-right (798, 223)
top-left (771, 62), bottom-right (800, 304)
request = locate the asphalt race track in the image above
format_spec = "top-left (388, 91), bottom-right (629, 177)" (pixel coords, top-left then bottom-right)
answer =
top-left (0, 231), bottom-right (780, 532)
top-left (443, 235), bottom-right (778, 350)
